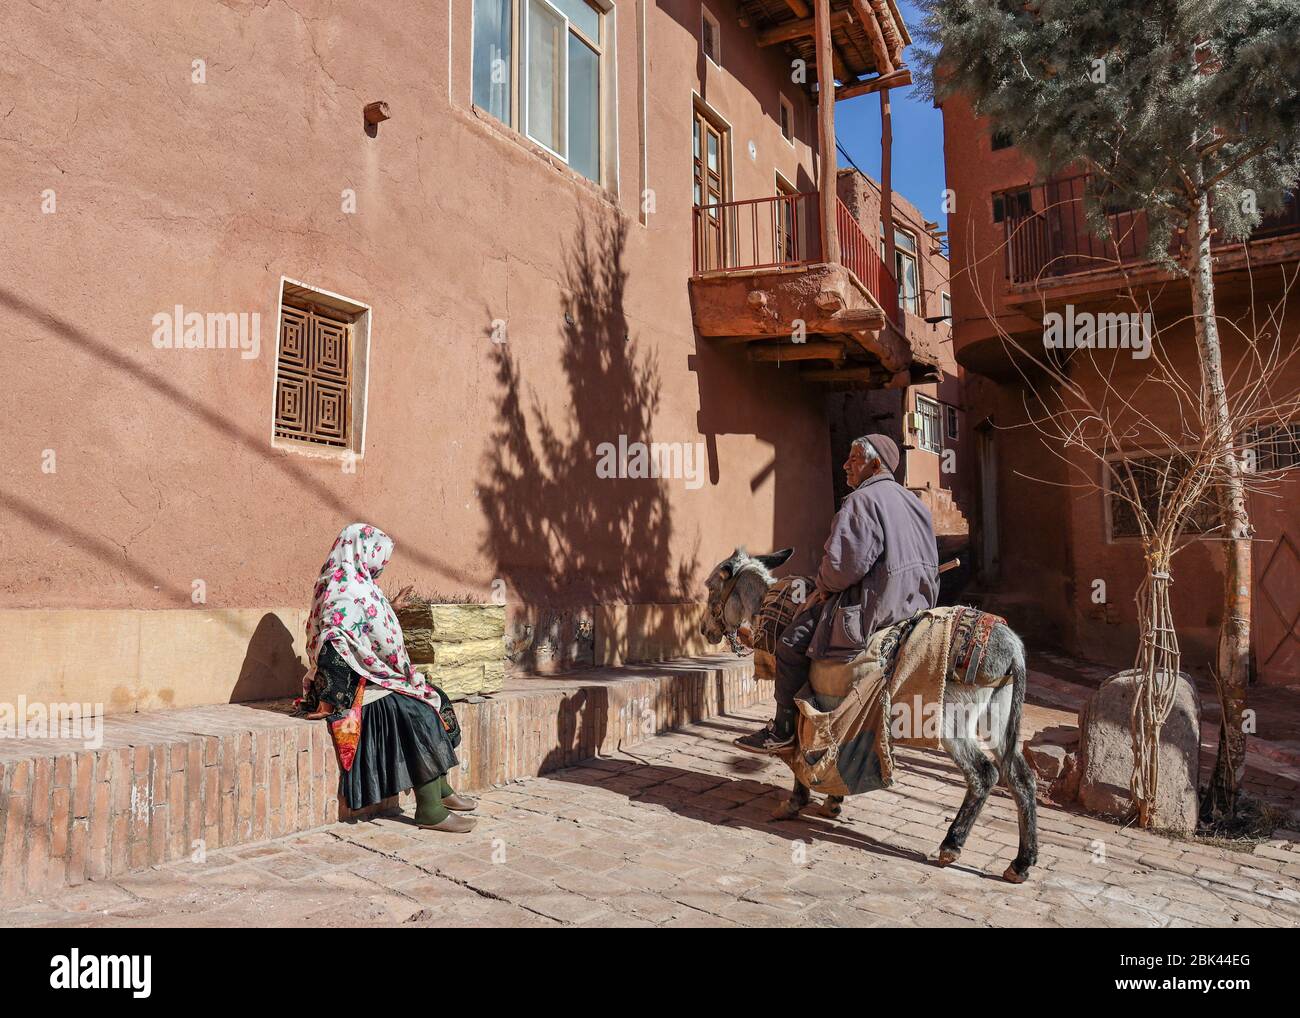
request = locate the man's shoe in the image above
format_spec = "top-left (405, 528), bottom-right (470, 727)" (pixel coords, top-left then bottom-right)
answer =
top-left (734, 708), bottom-right (796, 754)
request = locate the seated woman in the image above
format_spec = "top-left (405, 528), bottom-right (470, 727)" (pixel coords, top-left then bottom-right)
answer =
top-left (296, 522), bottom-right (477, 833)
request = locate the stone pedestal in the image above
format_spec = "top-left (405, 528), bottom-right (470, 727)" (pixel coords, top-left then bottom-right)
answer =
top-left (1077, 669), bottom-right (1201, 834)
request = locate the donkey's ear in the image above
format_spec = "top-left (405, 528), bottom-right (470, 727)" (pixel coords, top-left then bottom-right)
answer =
top-left (755, 547), bottom-right (794, 570)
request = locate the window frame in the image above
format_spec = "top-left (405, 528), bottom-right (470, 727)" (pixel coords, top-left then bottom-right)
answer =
top-left (271, 277), bottom-right (371, 460)
top-left (945, 404), bottom-right (959, 442)
top-left (471, 0), bottom-right (612, 187)
top-left (692, 97), bottom-right (733, 270)
top-left (915, 394), bottom-right (943, 454)
top-left (1102, 448), bottom-right (1220, 543)
top-left (701, 6), bottom-right (722, 67)
top-left (779, 93), bottom-right (795, 144)
top-left (894, 226), bottom-right (920, 316)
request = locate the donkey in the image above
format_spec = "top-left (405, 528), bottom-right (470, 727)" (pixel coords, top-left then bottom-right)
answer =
top-left (701, 547), bottom-right (1038, 883)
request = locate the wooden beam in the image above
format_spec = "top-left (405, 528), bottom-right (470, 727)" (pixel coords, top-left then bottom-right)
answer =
top-left (814, 0), bottom-right (839, 266)
top-left (880, 85), bottom-right (896, 323)
top-left (757, 10), bottom-right (851, 46)
top-left (834, 66), bottom-right (912, 101)
top-left (800, 366), bottom-right (890, 384)
top-left (851, 0), bottom-right (893, 75)
top-left (747, 341), bottom-right (847, 362)
top-left (829, 307), bottom-right (887, 330)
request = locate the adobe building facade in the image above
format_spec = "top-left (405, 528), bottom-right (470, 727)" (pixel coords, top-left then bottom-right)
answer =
top-left (829, 168), bottom-right (970, 553)
top-left (939, 93), bottom-right (1300, 685)
top-left (3, 1), bottom-right (917, 713)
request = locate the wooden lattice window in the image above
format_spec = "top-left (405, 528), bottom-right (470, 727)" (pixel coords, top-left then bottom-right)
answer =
top-left (274, 298), bottom-right (354, 449)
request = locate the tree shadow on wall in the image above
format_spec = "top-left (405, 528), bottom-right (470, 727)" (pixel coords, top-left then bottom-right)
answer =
top-left (477, 211), bottom-right (699, 673)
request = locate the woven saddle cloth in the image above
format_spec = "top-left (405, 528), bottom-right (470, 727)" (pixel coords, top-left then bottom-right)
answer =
top-left (778, 605), bottom-right (1009, 796)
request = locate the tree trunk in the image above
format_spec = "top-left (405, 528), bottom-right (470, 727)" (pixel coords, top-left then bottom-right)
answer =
top-left (1186, 188), bottom-right (1251, 822)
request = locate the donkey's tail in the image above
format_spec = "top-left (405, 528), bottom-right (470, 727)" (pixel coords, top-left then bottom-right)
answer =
top-left (996, 628), bottom-right (1028, 783)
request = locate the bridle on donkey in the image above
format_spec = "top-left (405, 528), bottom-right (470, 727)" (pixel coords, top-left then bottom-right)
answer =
top-left (708, 562), bottom-right (764, 652)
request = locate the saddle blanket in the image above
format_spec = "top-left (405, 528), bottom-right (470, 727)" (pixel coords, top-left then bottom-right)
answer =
top-left (750, 575), bottom-right (815, 655)
top-left (777, 605), bottom-right (1009, 798)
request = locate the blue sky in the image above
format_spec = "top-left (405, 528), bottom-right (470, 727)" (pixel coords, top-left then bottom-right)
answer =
top-left (834, 0), bottom-right (948, 230)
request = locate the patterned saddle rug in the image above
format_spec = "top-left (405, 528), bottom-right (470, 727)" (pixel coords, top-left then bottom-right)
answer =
top-left (777, 605), bottom-right (1009, 798)
top-left (750, 575), bottom-right (815, 655)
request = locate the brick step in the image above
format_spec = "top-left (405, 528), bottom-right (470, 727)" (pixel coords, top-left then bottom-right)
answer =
top-left (0, 656), bottom-right (760, 905)
top-left (909, 486), bottom-right (970, 538)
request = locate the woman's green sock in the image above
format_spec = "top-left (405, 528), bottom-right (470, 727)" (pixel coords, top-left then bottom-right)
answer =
top-left (438, 775), bottom-right (454, 798)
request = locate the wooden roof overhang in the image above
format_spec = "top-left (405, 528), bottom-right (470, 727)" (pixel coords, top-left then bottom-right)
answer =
top-left (737, 0), bottom-right (912, 100)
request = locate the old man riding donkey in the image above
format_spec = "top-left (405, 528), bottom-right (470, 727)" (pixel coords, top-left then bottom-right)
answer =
top-left (700, 434), bottom-right (1038, 883)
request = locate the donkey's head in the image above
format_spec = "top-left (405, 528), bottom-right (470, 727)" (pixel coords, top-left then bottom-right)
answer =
top-left (699, 546), bottom-right (795, 643)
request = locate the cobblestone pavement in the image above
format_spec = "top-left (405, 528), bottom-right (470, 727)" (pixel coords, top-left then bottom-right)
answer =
top-left (3, 701), bottom-right (1299, 928)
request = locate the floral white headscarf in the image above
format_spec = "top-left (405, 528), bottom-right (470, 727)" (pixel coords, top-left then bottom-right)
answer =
top-left (304, 523), bottom-right (439, 707)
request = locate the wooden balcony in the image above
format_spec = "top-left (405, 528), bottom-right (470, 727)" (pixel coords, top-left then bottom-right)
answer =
top-left (999, 174), bottom-right (1300, 309)
top-left (689, 192), bottom-right (937, 388)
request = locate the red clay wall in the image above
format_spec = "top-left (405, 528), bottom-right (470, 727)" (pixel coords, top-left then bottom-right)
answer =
top-left (1, 2), bottom-right (837, 702)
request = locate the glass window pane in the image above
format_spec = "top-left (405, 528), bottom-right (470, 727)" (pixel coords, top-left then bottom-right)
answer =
top-left (707, 132), bottom-right (718, 172)
top-left (472, 0), bottom-right (512, 123)
top-left (568, 32), bottom-right (599, 181)
top-left (526, 0), bottom-right (566, 156)
top-left (551, 0), bottom-right (601, 40)
top-left (894, 228), bottom-right (917, 253)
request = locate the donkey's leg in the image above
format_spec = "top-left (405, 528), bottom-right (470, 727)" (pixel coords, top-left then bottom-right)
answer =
top-left (816, 794), bottom-right (844, 819)
top-left (771, 778), bottom-right (811, 821)
top-left (936, 738), bottom-right (999, 866)
top-left (1001, 746), bottom-right (1038, 883)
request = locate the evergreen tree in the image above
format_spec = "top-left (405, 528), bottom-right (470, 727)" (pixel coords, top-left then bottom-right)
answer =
top-left (917, 0), bottom-right (1300, 819)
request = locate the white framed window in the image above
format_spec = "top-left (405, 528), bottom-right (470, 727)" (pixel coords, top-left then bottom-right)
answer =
top-left (894, 227), bottom-right (920, 315)
top-left (472, 0), bottom-right (611, 185)
top-left (915, 394), bottom-right (942, 454)
top-left (941, 291), bottom-right (952, 319)
top-left (779, 94), bottom-right (795, 143)
top-left (702, 7), bottom-right (722, 66)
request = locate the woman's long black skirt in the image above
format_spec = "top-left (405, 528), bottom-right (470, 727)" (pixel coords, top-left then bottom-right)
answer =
top-left (342, 692), bottom-right (460, 810)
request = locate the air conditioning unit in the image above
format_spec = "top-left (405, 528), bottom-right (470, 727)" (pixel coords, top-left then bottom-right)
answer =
top-left (905, 411), bottom-right (923, 433)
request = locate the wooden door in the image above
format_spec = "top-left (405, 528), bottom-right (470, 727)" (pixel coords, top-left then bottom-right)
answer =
top-left (1252, 466), bottom-right (1300, 686)
top-left (693, 107), bottom-right (728, 270)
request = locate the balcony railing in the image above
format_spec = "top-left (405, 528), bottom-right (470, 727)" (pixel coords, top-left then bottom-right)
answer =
top-left (1002, 174), bottom-right (1300, 284)
top-left (837, 197), bottom-right (900, 325)
top-left (692, 191), bottom-right (900, 324)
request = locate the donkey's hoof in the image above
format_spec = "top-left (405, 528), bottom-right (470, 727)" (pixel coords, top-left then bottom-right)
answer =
top-left (816, 799), bottom-right (842, 819)
top-left (937, 847), bottom-right (961, 867)
top-left (1002, 864), bottom-right (1029, 884)
top-left (770, 799), bottom-right (802, 821)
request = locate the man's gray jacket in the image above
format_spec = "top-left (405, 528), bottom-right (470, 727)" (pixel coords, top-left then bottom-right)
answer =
top-left (809, 471), bottom-right (940, 662)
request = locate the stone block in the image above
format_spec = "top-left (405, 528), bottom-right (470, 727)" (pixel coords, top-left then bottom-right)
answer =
top-left (414, 659), bottom-right (506, 700)
top-left (398, 604), bottom-right (506, 660)
top-left (1077, 669), bottom-right (1200, 834)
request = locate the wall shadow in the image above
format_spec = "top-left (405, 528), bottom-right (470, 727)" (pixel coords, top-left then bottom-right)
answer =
top-left (230, 612), bottom-right (307, 703)
top-left (476, 211), bottom-right (698, 673)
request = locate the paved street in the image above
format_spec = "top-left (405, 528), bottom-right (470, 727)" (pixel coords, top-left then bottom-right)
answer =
top-left (3, 700), bottom-right (1299, 928)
